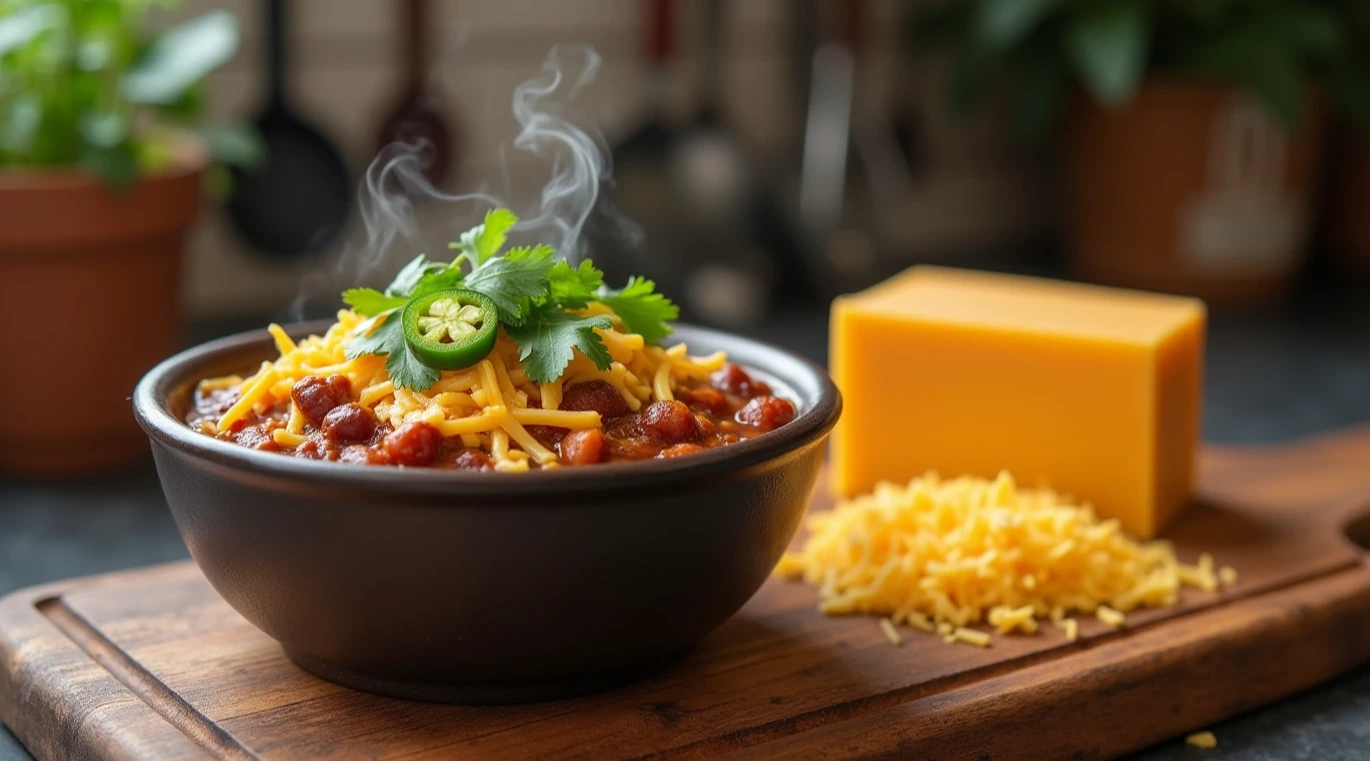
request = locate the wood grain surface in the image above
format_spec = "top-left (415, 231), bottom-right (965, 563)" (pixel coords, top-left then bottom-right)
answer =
top-left (5, 427), bottom-right (1370, 760)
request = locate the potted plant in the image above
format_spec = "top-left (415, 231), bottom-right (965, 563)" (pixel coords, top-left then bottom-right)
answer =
top-left (912, 0), bottom-right (1365, 305)
top-left (0, 1), bottom-right (256, 475)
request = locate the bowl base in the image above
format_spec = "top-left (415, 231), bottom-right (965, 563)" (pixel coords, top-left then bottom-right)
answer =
top-left (285, 647), bottom-right (690, 704)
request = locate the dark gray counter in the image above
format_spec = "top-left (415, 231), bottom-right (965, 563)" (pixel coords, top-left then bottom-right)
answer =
top-left (3, 286), bottom-right (1370, 759)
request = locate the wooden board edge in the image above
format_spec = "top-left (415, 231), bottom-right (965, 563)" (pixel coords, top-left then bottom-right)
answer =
top-left (0, 568), bottom-right (227, 761)
top-left (715, 562), bottom-right (1370, 761)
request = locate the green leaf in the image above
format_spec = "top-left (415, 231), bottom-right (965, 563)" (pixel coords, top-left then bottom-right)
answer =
top-left (199, 123), bottom-right (265, 169)
top-left (547, 259), bottom-right (604, 309)
top-left (505, 304), bottom-right (613, 384)
top-left (81, 144), bottom-right (138, 191)
top-left (465, 208), bottom-right (517, 264)
top-left (385, 254), bottom-right (433, 297)
top-left (342, 288), bottom-right (407, 317)
top-left (464, 244), bottom-right (556, 325)
top-left (1067, 0), bottom-right (1150, 106)
top-left (80, 111), bottom-right (128, 149)
top-left (598, 276), bottom-right (679, 344)
top-left (123, 11), bottom-right (239, 105)
top-left (1190, 28), bottom-right (1301, 125)
top-left (976, 0), bottom-right (1060, 50)
top-left (408, 268), bottom-right (465, 301)
top-left (0, 4), bottom-right (63, 57)
top-left (1008, 49), bottom-right (1067, 143)
top-left (345, 312), bottom-right (438, 391)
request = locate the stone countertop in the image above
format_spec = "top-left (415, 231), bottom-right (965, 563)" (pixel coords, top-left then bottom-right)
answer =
top-left (3, 279), bottom-right (1370, 760)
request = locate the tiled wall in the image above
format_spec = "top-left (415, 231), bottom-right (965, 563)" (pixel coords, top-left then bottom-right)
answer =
top-left (181, 0), bottom-right (1050, 317)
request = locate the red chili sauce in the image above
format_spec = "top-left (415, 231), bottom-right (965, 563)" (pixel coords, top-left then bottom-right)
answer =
top-left (187, 364), bottom-right (797, 469)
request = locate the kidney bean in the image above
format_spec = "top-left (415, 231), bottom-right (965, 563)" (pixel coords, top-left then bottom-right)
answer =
top-left (640, 400), bottom-right (698, 442)
top-left (712, 363), bottom-right (772, 397)
top-left (321, 403), bottom-right (377, 444)
top-left (678, 386), bottom-right (728, 416)
top-left (560, 429), bottom-right (606, 465)
top-left (384, 422), bottom-right (442, 467)
top-left (560, 380), bottom-right (630, 419)
top-left (736, 396), bottom-right (796, 432)
top-left (291, 375), bottom-right (352, 427)
top-left (694, 414), bottom-right (717, 438)
top-left (451, 449), bottom-right (494, 471)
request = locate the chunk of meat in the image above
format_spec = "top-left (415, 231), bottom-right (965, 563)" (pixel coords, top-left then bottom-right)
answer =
top-left (451, 449), bottom-right (494, 471)
top-left (339, 445), bottom-right (389, 465)
top-left (291, 375), bottom-right (352, 427)
top-left (560, 429), bottom-right (606, 465)
top-left (736, 396), bottom-right (796, 432)
top-left (712, 363), bottom-right (772, 397)
top-left (321, 403), bottom-right (378, 444)
top-left (560, 380), bottom-right (629, 419)
top-left (658, 443), bottom-right (704, 458)
top-left (384, 422), bottom-right (442, 467)
top-left (525, 425), bottom-right (567, 449)
top-left (640, 400), bottom-right (698, 443)
top-left (678, 386), bottom-right (728, 416)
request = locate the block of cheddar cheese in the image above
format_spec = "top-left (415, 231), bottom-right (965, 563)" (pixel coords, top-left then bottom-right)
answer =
top-left (830, 266), bottom-right (1205, 538)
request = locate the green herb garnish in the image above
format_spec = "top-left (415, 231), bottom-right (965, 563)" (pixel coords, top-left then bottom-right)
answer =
top-left (342, 209), bottom-right (679, 390)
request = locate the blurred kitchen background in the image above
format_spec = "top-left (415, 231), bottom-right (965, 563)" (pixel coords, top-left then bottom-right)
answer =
top-left (168, 0), bottom-right (1053, 322)
top-left (4, 0), bottom-right (1370, 468)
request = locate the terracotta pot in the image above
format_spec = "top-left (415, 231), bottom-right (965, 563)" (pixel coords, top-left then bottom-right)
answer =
top-left (0, 156), bottom-right (204, 476)
top-left (1065, 79), bottom-right (1324, 305)
top-left (1322, 120), bottom-right (1370, 275)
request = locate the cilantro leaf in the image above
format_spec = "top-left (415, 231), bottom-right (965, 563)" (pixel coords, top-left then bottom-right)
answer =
top-left (464, 244), bottom-right (556, 326)
top-left (342, 288), bottom-right (407, 317)
top-left (547, 260), bottom-right (604, 308)
top-left (408, 267), bottom-right (465, 301)
top-left (385, 254), bottom-right (433, 297)
top-left (504, 304), bottom-right (613, 384)
top-left (598, 277), bottom-right (679, 343)
top-left (345, 312), bottom-right (438, 391)
top-left (455, 208), bottom-right (519, 265)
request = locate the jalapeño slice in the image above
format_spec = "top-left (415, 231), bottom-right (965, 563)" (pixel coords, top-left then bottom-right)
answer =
top-left (401, 288), bottom-right (498, 370)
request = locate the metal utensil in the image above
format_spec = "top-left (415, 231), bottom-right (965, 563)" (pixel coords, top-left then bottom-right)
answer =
top-left (227, 0), bottom-right (350, 259)
top-left (374, 0), bottom-right (454, 191)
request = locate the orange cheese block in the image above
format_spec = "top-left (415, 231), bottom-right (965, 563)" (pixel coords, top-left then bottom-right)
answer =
top-left (830, 266), bottom-right (1205, 538)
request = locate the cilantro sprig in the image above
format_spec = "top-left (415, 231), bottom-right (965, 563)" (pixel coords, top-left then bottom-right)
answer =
top-left (341, 209), bottom-right (679, 390)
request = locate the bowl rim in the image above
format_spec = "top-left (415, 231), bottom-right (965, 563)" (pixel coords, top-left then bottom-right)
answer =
top-left (134, 320), bottom-right (841, 498)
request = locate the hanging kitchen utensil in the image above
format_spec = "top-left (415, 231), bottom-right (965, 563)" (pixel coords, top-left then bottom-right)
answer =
top-left (374, 0), bottom-right (454, 192)
top-left (672, 0), bottom-right (821, 322)
top-left (594, 0), bottom-right (680, 286)
top-left (227, 0), bottom-right (350, 259)
top-left (844, 0), bottom-right (914, 205)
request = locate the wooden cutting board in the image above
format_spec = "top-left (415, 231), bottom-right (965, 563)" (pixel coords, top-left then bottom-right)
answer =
top-left (6, 426), bottom-right (1370, 761)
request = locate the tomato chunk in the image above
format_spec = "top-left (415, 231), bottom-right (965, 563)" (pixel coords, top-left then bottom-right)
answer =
top-left (384, 422), bottom-right (442, 467)
top-left (736, 396), bottom-right (796, 431)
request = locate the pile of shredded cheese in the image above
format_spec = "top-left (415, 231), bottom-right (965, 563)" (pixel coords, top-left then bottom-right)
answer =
top-left (775, 471), bottom-right (1235, 646)
top-left (203, 305), bottom-right (726, 471)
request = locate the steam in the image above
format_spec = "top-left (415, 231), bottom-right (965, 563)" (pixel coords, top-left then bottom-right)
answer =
top-left (288, 43), bottom-right (629, 321)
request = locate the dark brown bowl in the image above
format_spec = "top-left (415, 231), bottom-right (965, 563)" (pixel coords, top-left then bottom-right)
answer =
top-left (133, 322), bottom-right (840, 703)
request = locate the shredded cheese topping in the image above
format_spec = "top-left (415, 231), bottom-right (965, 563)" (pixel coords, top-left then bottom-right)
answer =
top-left (205, 307), bottom-right (726, 471)
top-left (775, 471), bottom-right (1233, 645)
